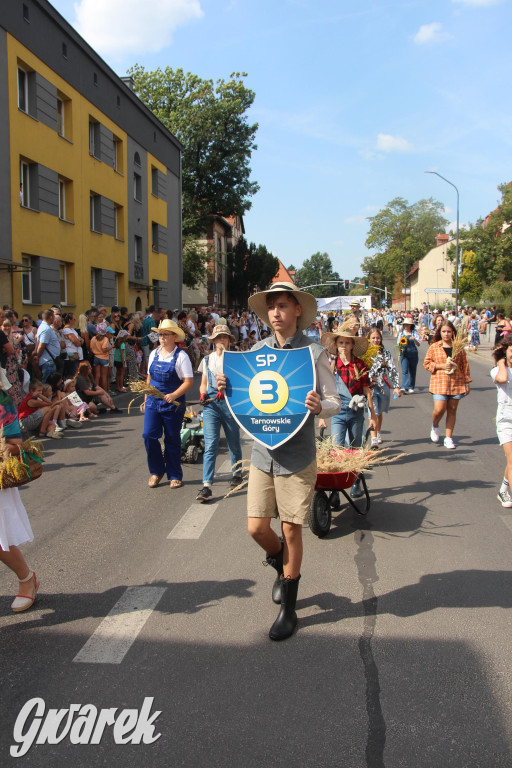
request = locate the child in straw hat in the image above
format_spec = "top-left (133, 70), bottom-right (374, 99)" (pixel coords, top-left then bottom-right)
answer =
top-left (320, 324), bottom-right (376, 498)
top-left (196, 324), bottom-right (242, 502)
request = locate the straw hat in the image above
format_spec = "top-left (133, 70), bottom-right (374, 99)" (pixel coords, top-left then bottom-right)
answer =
top-left (248, 281), bottom-right (317, 331)
top-left (349, 299), bottom-right (361, 308)
top-left (403, 315), bottom-right (415, 327)
top-left (208, 323), bottom-right (235, 342)
top-left (151, 319), bottom-right (185, 341)
top-left (321, 324), bottom-right (368, 358)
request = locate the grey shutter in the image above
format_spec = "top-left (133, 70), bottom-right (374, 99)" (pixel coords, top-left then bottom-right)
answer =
top-left (35, 73), bottom-right (57, 131)
top-left (101, 270), bottom-right (117, 306)
top-left (157, 224), bottom-right (167, 254)
top-left (158, 170), bottom-right (167, 201)
top-left (39, 256), bottom-right (60, 304)
top-left (37, 165), bottom-right (59, 216)
top-left (99, 124), bottom-right (114, 166)
top-left (100, 196), bottom-right (115, 237)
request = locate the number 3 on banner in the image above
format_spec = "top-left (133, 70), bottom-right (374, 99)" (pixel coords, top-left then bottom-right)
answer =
top-left (249, 371), bottom-right (289, 414)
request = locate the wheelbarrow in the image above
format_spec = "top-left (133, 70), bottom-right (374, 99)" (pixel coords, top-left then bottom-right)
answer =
top-left (308, 468), bottom-right (370, 538)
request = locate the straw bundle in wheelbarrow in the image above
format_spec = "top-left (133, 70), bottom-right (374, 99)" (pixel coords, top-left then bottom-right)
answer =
top-left (315, 437), bottom-right (406, 486)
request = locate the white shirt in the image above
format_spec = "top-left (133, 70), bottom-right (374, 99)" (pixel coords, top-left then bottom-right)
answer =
top-left (199, 351), bottom-right (224, 378)
top-left (148, 347), bottom-right (193, 380)
top-left (491, 366), bottom-right (512, 405)
top-left (62, 327), bottom-right (84, 360)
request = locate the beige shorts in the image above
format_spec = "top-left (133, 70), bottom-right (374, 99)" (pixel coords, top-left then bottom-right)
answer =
top-left (247, 460), bottom-right (317, 525)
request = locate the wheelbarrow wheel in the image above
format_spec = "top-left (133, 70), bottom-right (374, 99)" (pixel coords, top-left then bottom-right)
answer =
top-left (186, 444), bottom-right (199, 463)
top-left (308, 490), bottom-right (331, 538)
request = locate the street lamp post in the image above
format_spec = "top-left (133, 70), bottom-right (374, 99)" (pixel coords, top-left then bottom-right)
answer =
top-left (425, 170), bottom-right (460, 311)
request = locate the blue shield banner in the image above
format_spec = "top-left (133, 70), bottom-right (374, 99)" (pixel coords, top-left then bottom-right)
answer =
top-left (223, 347), bottom-right (316, 449)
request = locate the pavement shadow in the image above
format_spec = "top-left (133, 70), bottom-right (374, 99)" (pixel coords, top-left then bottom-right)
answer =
top-left (372, 477), bottom-right (494, 500)
top-left (324, 498), bottom-right (430, 541)
top-left (377, 569), bottom-right (512, 617)
top-left (0, 579), bottom-right (256, 635)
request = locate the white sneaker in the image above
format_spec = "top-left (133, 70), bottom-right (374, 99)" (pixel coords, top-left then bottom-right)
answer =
top-left (377, 432), bottom-right (382, 445)
top-left (407, 388), bottom-right (415, 394)
top-left (370, 437), bottom-right (379, 448)
top-left (54, 424), bottom-right (65, 432)
top-left (430, 426), bottom-right (440, 443)
top-left (444, 437), bottom-right (456, 449)
top-left (57, 420), bottom-right (68, 429)
top-left (497, 489), bottom-right (512, 508)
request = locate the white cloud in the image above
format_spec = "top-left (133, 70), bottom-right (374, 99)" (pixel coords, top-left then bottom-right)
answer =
top-left (376, 133), bottom-right (413, 153)
top-left (413, 22), bottom-right (448, 45)
top-left (73, 0), bottom-right (203, 57)
top-left (453, 0), bottom-right (501, 6)
top-left (344, 215), bottom-right (366, 225)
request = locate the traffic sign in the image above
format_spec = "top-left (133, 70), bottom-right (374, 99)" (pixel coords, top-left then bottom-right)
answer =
top-left (424, 288), bottom-right (456, 294)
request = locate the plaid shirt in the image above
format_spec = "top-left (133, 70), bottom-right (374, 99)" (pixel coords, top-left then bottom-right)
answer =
top-left (335, 356), bottom-right (369, 396)
top-left (423, 341), bottom-right (471, 395)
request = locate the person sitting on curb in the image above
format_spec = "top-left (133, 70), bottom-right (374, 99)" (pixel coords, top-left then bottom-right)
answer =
top-left (196, 323), bottom-right (243, 503)
top-left (18, 379), bottom-right (66, 439)
top-left (217, 282), bottom-right (340, 642)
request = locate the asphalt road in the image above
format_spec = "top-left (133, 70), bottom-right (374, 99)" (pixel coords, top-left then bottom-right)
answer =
top-left (1, 340), bottom-right (511, 767)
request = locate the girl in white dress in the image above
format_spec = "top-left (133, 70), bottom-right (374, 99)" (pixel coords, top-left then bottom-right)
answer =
top-left (0, 374), bottom-right (39, 612)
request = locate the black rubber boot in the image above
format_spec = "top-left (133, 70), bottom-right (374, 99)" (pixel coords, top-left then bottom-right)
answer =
top-left (269, 575), bottom-right (300, 641)
top-left (264, 541), bottom-right (284, 604)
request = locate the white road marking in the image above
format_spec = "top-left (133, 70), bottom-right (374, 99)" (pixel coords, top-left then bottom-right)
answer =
top-left (73, 586), bottom-right (166, 665)
top-left (167, 503), bottom-right (218, 539)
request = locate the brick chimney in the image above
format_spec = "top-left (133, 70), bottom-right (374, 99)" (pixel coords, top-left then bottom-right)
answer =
top-left (436, 233), bottom-right (450, 247)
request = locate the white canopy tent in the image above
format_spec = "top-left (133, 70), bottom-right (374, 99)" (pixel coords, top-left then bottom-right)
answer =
top-left (316, 295), bottom-right (372, 312)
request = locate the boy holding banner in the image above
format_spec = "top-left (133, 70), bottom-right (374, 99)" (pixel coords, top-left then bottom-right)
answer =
top-left (218, 282), bottom-right (340, 641)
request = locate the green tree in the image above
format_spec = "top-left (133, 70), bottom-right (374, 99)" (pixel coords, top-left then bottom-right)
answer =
top-left (457, 250), bottom-right (483, 304)
top-left (294, 252), bottom-right (342, 298)
top-left (450, 182), bottom-right (512, 284)
top-left (182, 236), bottom-right (209, 289)
top-left (362, 197), bottom-right (449, 295)
top-left (226, 237), bottom-right (279, 307)
top-left (128, 65), bottom-right (259, 237)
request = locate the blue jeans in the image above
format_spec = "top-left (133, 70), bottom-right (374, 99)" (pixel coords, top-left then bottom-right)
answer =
top-left (40, 359), bottom-right (56, 382)
top-left (202, 399), bottom-right (242, 484)
top-left (400, 353), bottom-right (418, 390)
top-left (331, 406), bottom-right (365, 448)
top-left (143, 398), bottom-right (184, 481)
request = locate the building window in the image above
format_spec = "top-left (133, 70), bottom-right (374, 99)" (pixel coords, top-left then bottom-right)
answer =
top-left (23, 4), bottom-right (30, 22)
top-left (113, 274), bottom-right (119, 305)
top-left (57, 98), bottom-right (65, 136)
top-left (133, 172), bottom-right (142, 202)
top-left (22, 255), bottom-right (32, 303)
top-left (93, 72), bottom-right (98, 86)
top-left (18, 67), bottom-right (28, 113)
top-left (90, 193), bottom-right (101, 232)
top-left (89, 120), bottom-right (100, 158)
top-left (114, 205), bottom-right (124, 239)
top-left (62, 42), bottom-right (67, 58)
top-left (113, 137), bottom-right (122, 172)
top-left (152, 222), bottom-right (159, 252)
top-left (151, 167), bottom-right (158, 196)
top-left (91, 268), bottom-right (99, 304)
top-left (134, 152), bottom-right (141, 166)
top-left (134, 235), bottom-right (143, 264)
top-left (59, 263), bottom-right (67, 305)
top-left (58, 179), bottom-right (66, 220)
top-left (20, 160), bottom-right (32, 208)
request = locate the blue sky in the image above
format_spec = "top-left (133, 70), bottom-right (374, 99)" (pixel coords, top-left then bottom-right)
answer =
top-left (50, 0), bottom-right (512, 279)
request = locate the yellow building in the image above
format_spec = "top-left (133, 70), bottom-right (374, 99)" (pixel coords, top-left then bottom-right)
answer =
top-left (408, 234), bottom-right (456, 309)
top-left (0, 0), bottom-right (182, 316)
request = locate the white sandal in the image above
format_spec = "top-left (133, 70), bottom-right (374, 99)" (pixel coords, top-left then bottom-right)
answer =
top-left (11, 570), bottom-right (39, 613)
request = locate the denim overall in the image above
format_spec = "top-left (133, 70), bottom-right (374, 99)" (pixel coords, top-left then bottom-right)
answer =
top-left (331, 368), bottom-right (365, 448)
top-left (400, 334), bottom-right (418, 390)
top-left (202, 356), bottom-right (242, 484)
top-left (143, 348), bottom-right (185, 481)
